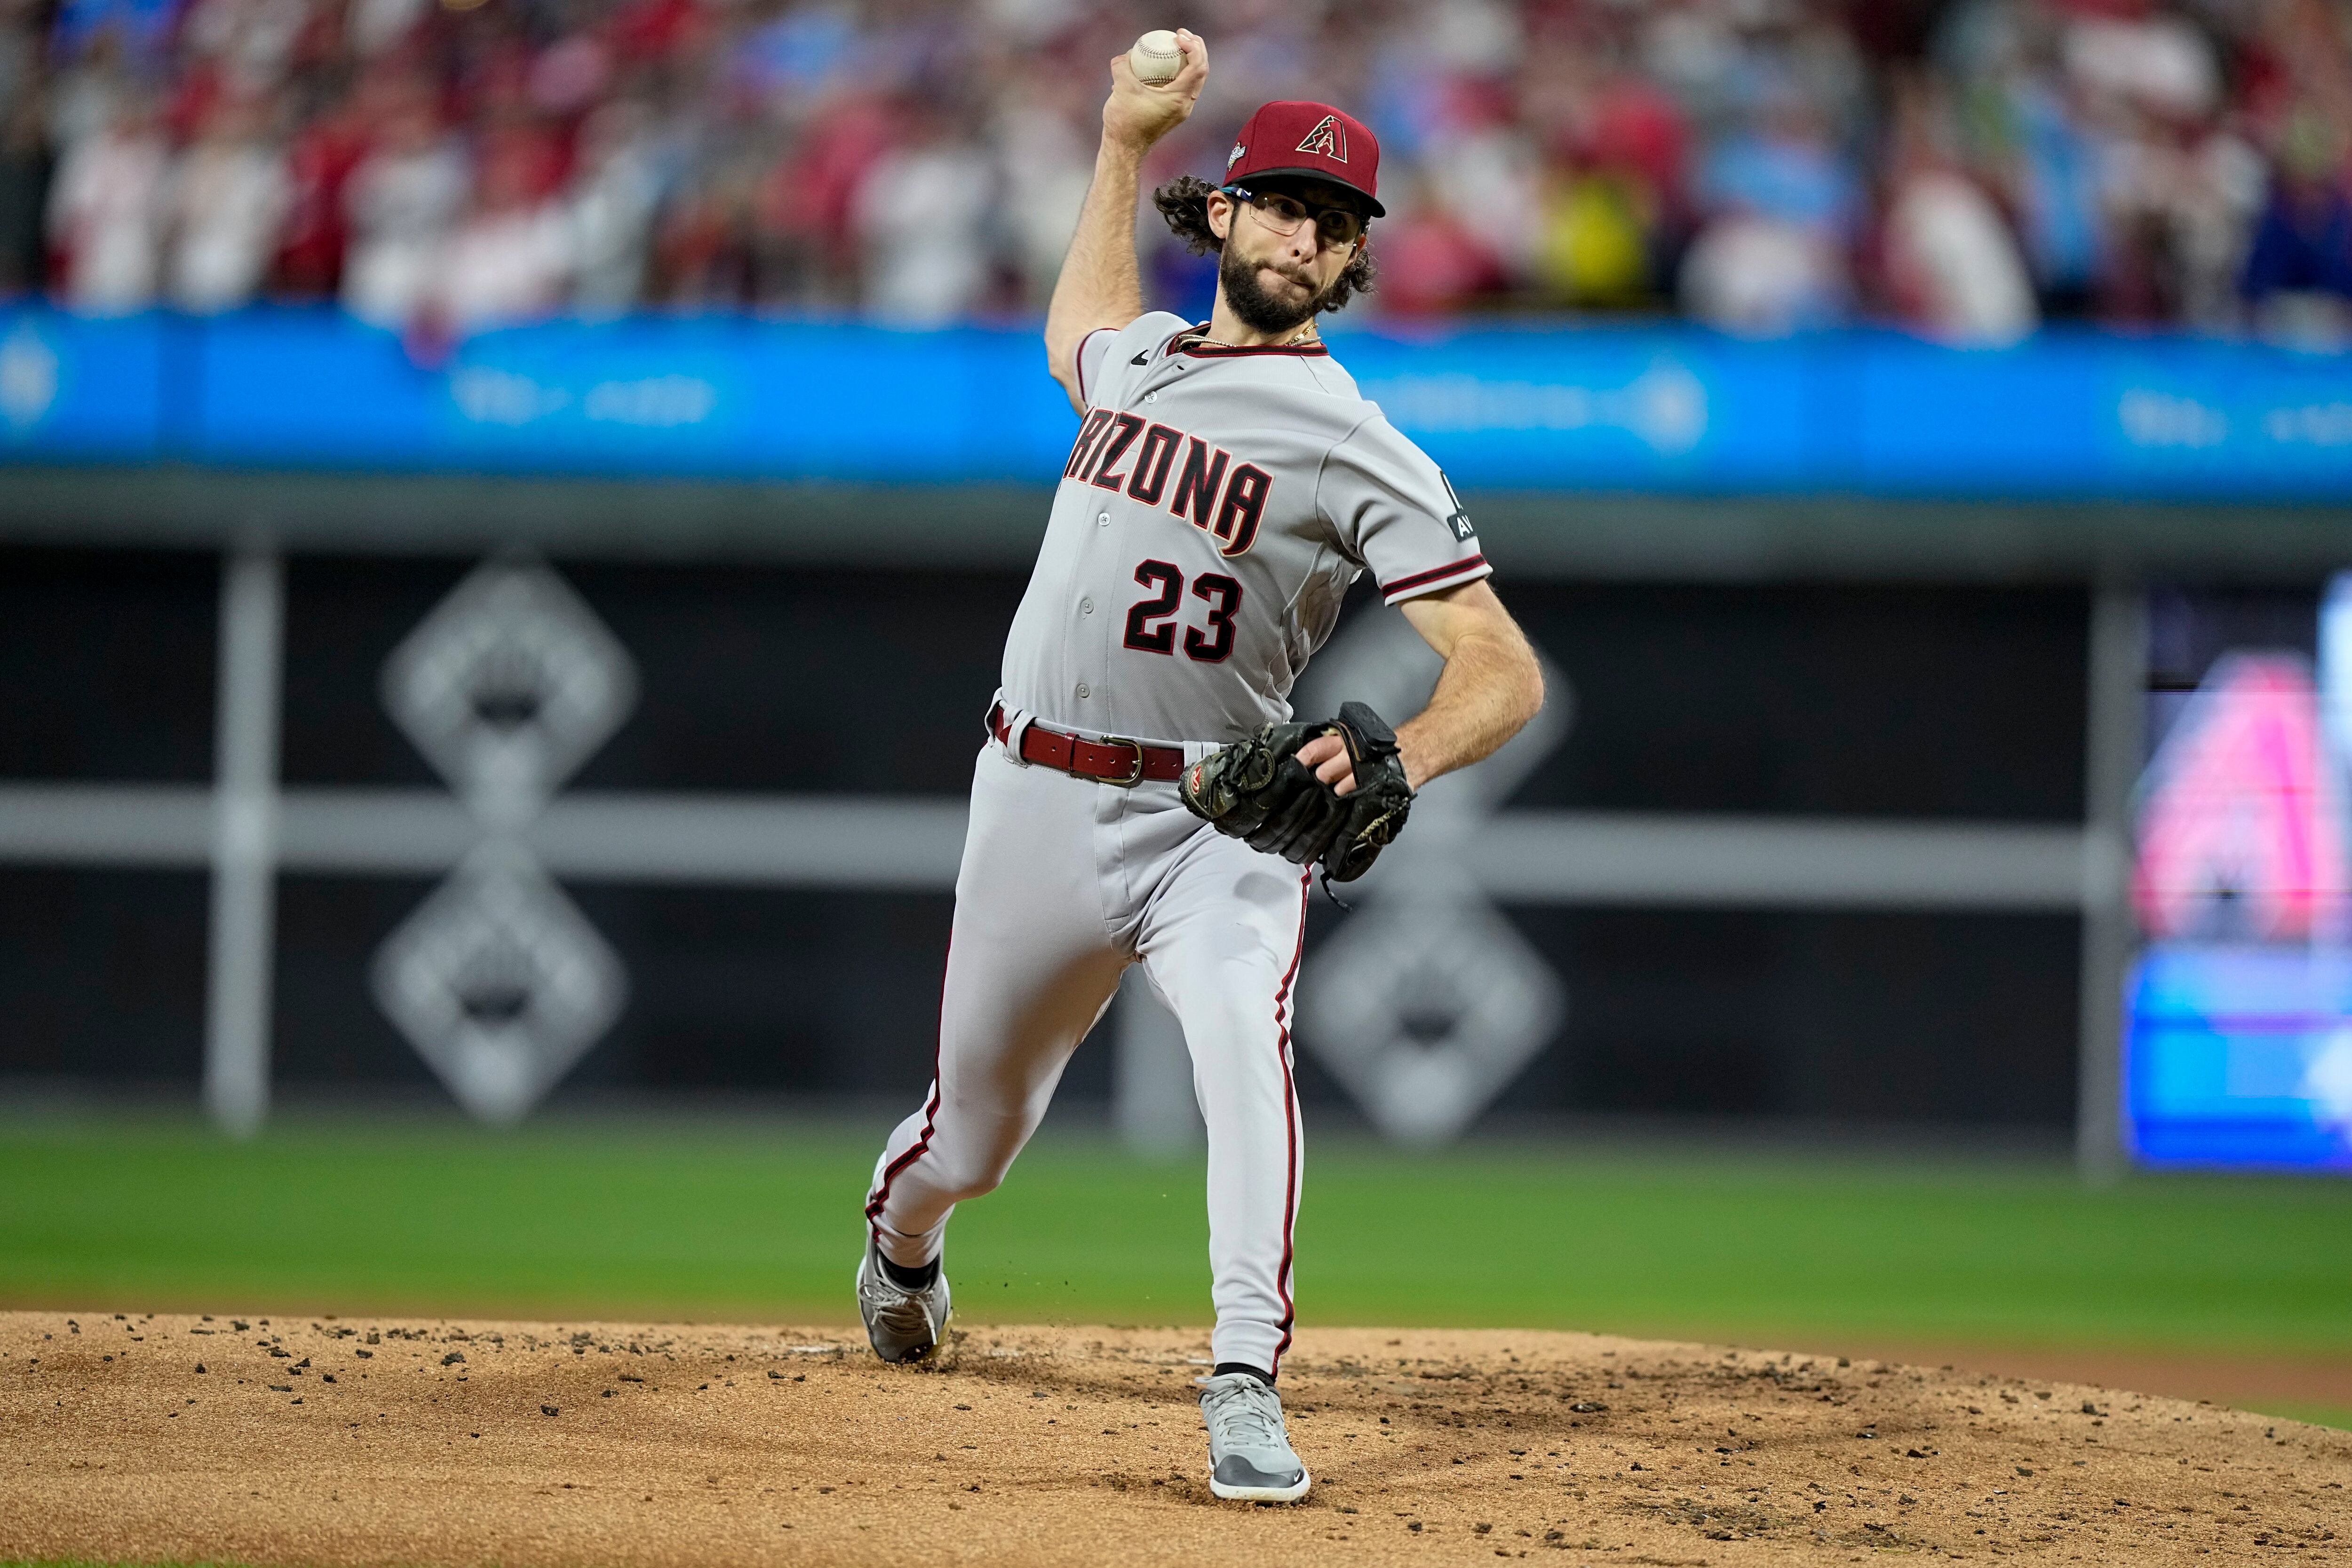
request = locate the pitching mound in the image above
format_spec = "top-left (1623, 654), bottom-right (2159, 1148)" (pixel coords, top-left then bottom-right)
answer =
top-left (3, 1312), bottom-right (2344, 1566)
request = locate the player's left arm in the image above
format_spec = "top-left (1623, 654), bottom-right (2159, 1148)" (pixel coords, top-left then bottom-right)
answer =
top-left (1300, 579), bottom-right (1544, 793)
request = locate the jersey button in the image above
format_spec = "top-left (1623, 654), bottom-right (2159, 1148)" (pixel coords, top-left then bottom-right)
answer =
top-left (1080, 598), bottom-right (1094, 614)
top-left (1144, 392), bottom-right (1156, 403)
top-left (1096, 512), bottom-right (1110, 527)
top-left (1076, 683), bottom-right (1090, 699)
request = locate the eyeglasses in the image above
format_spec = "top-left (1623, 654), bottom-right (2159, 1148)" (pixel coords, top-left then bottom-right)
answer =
top-left (1226, 185), bottom-right (1366, 249)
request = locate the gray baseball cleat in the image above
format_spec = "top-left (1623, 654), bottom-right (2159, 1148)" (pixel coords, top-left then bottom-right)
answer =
top-left (855, 1235), bottom-right (951, 1363)
top-left (1199, 1371), bottom-right (1311, 1502)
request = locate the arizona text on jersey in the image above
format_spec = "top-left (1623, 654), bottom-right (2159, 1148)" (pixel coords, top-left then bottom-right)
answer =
top-left (999, 311), bottom-right (1492, 745)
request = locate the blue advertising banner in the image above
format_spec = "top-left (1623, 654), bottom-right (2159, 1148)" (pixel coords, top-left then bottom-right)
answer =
top-left (2129, 945), bottom-right (2352, 1170)
top-left (0, 311), bottom-right (170, 460)
top-left (2, 304), bottom-right (2348, 499)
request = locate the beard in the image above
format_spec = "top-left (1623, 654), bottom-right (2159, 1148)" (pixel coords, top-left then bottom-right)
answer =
top-left (1218, 243), bottom-right (1331, 335)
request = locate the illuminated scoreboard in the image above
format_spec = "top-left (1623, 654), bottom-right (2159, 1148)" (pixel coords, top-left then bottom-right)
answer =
top-left (2127, 583), bottom-right (2352, 1170)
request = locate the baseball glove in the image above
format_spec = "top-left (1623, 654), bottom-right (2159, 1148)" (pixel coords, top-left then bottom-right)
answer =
top-left (1179, 700), bottom-right (1415, 883)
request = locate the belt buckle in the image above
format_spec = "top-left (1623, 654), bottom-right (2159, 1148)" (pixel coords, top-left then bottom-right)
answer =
top-left (1096, 735), bottom-right (1147, 786)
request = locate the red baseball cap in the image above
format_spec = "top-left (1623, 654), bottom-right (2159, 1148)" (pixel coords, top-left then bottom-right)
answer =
top-left (1222, 100), bottom-right (1384, 217)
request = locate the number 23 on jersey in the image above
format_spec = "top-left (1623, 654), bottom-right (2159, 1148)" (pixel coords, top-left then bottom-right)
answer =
top-left (1123, 561), bottom-right (1241, 664)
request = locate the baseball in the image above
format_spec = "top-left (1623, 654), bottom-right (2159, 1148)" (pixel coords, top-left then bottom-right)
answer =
top-left (1128, 29), bottom-right (1183, 85)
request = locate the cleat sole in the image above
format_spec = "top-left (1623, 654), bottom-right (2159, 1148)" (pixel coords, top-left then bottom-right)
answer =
top-left (1208, 1470), bottom-right (1311, 1504)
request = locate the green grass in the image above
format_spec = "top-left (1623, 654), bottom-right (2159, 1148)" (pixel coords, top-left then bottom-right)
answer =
top-left (4, 1109), bottom-right (2349, 1365)
top-left (2265, 1403), bottom-right (2352, 1432)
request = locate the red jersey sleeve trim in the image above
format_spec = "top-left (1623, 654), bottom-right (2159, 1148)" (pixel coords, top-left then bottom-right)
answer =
top-left (1379, 553), bottom-right (1491, 605)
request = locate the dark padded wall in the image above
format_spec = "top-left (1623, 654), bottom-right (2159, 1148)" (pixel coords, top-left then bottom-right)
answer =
top-left (279, 559), bottom-right (1027, 796)
top-left (269, 878), bottom-right (962, 1101)
top-left (1453, 908), bottom-right (2082, 1123)
top-left (0, 549), bottom-right (217, 780)
top-left (0, 546), bottom-right (2093, 1125)
top-left (1512, 584), bottom-right (2086, 819)
top-left (0, 867), bottom-right (209, 1082)
top-left (0, 550), bottom-right (218, 1085)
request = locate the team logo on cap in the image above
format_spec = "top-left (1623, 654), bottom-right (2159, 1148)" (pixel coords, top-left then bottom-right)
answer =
top-left (1295, 113), bottom-right (1347, 162)
top-left (1227, 142), bottom-right (1245, 169)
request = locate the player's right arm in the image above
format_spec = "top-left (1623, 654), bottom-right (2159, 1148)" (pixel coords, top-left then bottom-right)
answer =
top-left (1044, 29), bottom-right (1208, 414)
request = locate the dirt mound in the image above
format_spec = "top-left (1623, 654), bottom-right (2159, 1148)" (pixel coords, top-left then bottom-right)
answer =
top-left (3, 1311), bottom-right (2344, 1565)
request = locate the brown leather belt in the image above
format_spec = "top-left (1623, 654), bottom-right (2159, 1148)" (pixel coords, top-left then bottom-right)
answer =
top-left (988, 702), bottom-right (1185, 786)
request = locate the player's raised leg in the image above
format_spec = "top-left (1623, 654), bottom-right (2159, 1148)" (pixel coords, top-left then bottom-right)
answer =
top-left (858, 744), bottom-right (1130, 1362)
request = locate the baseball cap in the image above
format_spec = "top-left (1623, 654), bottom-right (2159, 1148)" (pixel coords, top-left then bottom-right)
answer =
top-left (1222, 100), bottom-right (1384, 218)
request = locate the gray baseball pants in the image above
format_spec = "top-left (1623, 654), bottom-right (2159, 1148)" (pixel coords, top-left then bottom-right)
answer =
top-left (865, 732), bottom-right (1310, 1377)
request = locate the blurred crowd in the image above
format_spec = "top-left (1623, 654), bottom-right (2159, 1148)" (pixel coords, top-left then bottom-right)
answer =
top-left (1, 0), bottom-right (2349, 345)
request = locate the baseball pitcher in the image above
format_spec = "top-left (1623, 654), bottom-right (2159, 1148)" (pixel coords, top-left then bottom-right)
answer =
top-left (857, 30), bottom-right (1546, 1503)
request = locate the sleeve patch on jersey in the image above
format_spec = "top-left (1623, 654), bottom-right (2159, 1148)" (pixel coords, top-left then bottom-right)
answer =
top-left (1435, 467), bottom-right (1475, 542)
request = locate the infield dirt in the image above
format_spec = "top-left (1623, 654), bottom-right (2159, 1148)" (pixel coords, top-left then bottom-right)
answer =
top-left (3, 1311), bottom-right (2344, 1567)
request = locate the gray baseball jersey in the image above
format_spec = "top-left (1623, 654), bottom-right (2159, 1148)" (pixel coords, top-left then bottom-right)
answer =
top-left (866, 308), bottom-right (1496, 1392)
top-left (999, 310), bottom-right (1492, 743)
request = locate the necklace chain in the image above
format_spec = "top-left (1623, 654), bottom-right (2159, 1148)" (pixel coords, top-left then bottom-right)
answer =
top-left (1190, 321), bottom-right (1319, 350)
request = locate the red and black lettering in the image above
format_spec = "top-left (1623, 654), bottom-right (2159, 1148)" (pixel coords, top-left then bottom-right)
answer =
top-left (1122, 560), bottom-right (1184, 655)
top-left (1065, 417), bottom-right (1276, 559)
top-left (1212, 464), bottom-right (1271, 557)
top-left (1169, 437), bottom-right (1230, 525)
top-left (1124, 563), bottom-right (1247, 664)
top-left (1090, 413), bottom-right (1147, 490)
top-left (1184, 573), bottom-right (1243, 663)
top-left (1125, 424), bottom-right (1182, 506)
top-left (1064, 409), bottom-right (1115, 479)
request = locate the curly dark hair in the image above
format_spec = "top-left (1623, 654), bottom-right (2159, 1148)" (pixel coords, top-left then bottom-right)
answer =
top-left (1152, 174), bottom-right (1377, 313)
